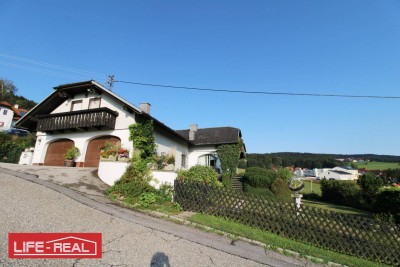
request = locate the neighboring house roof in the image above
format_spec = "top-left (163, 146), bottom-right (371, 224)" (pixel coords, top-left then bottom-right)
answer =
top-left (336, 166), bottom-right (356, 171)
top-left (330, 170), bottom-right (352, 175)
top-left (176, 127), bottom-right (242, 146)
top-left (0, 101), bottom-right (29, 120)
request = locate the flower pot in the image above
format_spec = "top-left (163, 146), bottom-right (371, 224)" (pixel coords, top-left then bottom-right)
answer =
top-left (64, 160), bottom-right (76, 167)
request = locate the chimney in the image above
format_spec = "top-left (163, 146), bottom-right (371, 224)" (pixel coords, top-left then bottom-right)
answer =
top-left (14, 104), bottom-right (19, 109)
top-left (139, 103), bottom-right (151, 114)
top-left (189, 124), bottom-right (198, 141)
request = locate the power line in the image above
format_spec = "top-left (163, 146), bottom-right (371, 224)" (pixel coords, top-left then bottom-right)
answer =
top-left (0, 52), bottom-right (107, 79)
top-left (0, 60), bottom-right (86, 80)
top-left (115, 80), bottom-right (400, 99)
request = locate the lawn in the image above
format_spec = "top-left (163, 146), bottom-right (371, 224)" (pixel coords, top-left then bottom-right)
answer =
top-left (353, 161), bottom-right (400, 170)
top-left (301, 180), bottom-right (321, 195)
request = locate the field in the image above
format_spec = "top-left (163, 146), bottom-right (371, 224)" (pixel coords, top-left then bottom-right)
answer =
top-left (352, 161), bottom-right (400, 170)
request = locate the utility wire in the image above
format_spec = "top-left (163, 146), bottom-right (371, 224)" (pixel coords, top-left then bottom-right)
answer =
top-left (0, 52), bottom-right (107, 79)
top-left (115, 80), bottom-right (400, 99)
top-left (0, 61), bottom-right (86, 80)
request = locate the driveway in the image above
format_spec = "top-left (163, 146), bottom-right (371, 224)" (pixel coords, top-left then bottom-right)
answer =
top-left (0, 164), bottom-right (320, 266)
top-left (0, 163), bottom-right (108, 199)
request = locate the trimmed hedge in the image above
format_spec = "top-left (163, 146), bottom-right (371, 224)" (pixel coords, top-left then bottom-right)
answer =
top-left (243, 167), bottom-right (275, 188)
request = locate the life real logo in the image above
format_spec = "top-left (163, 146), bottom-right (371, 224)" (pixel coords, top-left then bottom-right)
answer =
top-left (8, 233), bottom-right (102, 258)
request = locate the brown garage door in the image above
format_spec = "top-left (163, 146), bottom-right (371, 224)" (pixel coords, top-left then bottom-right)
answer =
top-left (85, 136), bottom-right (120, 167)
top-left (44, 139), bottom-right (74, 166)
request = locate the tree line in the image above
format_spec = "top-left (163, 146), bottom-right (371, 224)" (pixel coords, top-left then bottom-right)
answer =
top-left (246, 152), bottom-right (400, 169)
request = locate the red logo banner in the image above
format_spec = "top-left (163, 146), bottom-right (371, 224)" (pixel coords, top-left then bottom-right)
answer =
top-left (8, 233), bottom-right (102, 258)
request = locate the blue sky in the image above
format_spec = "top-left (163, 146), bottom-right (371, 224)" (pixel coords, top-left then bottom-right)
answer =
top-left (1, 1), bottom-right (399, 155)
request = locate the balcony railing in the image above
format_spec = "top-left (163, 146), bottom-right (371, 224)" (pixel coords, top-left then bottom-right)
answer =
top-left (36, 108), bottom-right (118, 133)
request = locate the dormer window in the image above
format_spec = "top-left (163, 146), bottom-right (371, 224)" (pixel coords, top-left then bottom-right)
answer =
top-left (71, 100), bottom-right (83, 111)
top-left (89, 98), bottom-right (101, 109)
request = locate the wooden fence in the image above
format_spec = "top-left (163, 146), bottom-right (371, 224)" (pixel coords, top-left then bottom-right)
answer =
top-left (174, 180), bottom-right (400, 266)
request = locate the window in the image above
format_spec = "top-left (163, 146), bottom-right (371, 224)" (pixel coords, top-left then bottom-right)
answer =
top-left (198, 154), bottom-right (217, 167)
top-left (181, 154), bottom-right (187, 168)
top-left (3, 109), bottom-right (8, 115)
top-left (71, 100), bottom-right (83, 111)
top-left (88, 98), bottom-right (101, 109)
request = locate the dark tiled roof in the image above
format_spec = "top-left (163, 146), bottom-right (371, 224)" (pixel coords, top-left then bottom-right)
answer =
top-left (331, 170), bottom-right (352, 175)
top-left (176, 127), bottom-right (241, 146)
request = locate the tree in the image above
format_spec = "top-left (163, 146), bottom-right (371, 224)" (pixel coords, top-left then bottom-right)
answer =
top-left (0, 78), bottom-right (17, 100)
top-left (217, 143), bottom-right (241, 178)
top-left (358, 173), bottom-right (383, 206)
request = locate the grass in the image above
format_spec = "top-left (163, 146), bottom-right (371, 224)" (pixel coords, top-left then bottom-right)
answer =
top-left (353, 161), bottom-right (400, 170)
top-left (188, 213), bottom-right (389, 267)
top-left (302, 199), bottom-right (372, 217)
top-left (302, 180), bottom-right (321, 195)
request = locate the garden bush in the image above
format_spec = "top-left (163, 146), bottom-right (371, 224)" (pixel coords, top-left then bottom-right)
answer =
top-left (271, 178), bottom-right (292, 202)
top-left (243, 167), bottom-right (275, 188)
top-left (178, 165), bottom-right (221, 186)
top-left (243, 184), bottom-right (275, 199)
top-left (374, 190), bottom-right (400, 224)
top-left (320, 180), bottom-right (363, 208)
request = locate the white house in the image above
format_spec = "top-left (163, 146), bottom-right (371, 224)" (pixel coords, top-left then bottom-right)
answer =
top-left (0, 101), bottom-right (28, 131)
top-left (317, 169), bottom-right (354, 181)
top-left (15, 80), bottom-right (246, 185)
top-left (332, 166), bottom-right (359, 180)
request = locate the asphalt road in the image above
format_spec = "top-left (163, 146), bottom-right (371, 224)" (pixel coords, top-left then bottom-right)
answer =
top-left (0, 167), bottom-right (317, 267)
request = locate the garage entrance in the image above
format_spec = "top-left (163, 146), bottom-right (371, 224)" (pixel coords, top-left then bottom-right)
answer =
top-left (84, 136), bottom-right (120, 167)
top-left (44, 139), bottom-right (74, 166)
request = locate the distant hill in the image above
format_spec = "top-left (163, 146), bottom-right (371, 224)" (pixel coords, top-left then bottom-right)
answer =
top-left (1, 93), bottom-right (37, 110)
top-left (246, 152), bottom-right (400, 169)
top-left (1, 78), bottom-right (37, 110)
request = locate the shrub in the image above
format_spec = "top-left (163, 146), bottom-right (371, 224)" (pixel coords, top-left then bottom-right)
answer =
top-left (178, 165), bottom-right (221, 186)
top-left (271, 178), bottom-right (292, 202)
top-left (221, 174), bottom-right (233, 189)
top-left (244, 184), bottom-right (275, 199)
top-left (138, 192), bottom-right (157, 208)
top-left (320, 180), bottom-right (362, 208)
top-left (358, 173), bottom-right (383, 206)
top-left (238, 159), bottom-right (247, 169)
top-left (374, 190), bottom-right (400, 224)
top-left (108, 179), bottom-right (156, 198)
top-left (243, 167), bottom-right (275, 188)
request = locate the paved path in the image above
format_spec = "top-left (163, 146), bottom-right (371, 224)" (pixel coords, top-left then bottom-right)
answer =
top-left (0, 165), bottom-right (320, 266)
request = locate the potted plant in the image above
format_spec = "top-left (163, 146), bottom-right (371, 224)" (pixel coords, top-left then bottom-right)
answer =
top-left (64, 146), bottom-right (80, 167)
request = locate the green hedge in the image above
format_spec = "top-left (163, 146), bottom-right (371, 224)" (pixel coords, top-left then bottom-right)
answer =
top-left (243, 167), bottom-right (275, 188)
top-left (320, 180), bottom-right (363, 208)
top-left (374, 190), bottom-right (400, 224)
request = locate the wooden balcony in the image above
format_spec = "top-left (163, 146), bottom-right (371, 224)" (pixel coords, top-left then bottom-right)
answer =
top-left (36, 108), bottom-right (118, 133)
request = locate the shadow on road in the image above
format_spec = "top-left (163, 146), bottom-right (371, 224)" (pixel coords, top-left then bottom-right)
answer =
top-left (150, 252), bottom-right (171, 267)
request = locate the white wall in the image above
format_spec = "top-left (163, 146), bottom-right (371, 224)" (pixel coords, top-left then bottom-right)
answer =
top-left (32, 129), bottom-right (132, 165)
top-left (150, 171), bottom-right (177, 189)
top-left (0, 106), bottom-right (14, 131)
top-left (333, 167), bottom-right (359, 180)
top-left (187, 145), bottom-right (221, 170)
top-left (98, 161), bottom-right (129, 186)
top-left (318, 170), bottom-right (354, 180)
top-left (98, 162), bottom-right (177, 188)
top-left (154, 131), bottom-right (189, 171)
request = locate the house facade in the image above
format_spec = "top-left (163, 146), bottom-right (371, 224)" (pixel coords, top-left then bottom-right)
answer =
top-left (0, 101), bottom-right (28, 131)
top-left (15, 81), bottom-right (245, 176)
